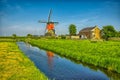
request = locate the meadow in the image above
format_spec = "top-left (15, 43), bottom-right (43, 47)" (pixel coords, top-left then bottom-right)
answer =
top-left (0, 42), bottom-right (48, 80)
top-left (30, 39), bottom-right (120, 73)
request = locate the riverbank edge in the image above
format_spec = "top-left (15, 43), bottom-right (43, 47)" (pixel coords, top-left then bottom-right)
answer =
top-left (29, 40), bottom-right (120, 74)
top-left (0, 42), bottom-right (48, 80)
top-left (16, 42), bottom-right (49, 80)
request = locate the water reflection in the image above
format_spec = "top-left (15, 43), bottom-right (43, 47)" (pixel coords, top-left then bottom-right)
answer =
top-left (25, 42), bottom-right (31, 48)
top-left (46, 51), bottom-right (54, 70)
top-left (66, 57), bottom-right (120, 80)
top-left (18, 42), bottom-right (120, 80)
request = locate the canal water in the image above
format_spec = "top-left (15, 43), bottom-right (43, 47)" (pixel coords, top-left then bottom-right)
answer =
top-left (17, 42), bottom-right (120, 80)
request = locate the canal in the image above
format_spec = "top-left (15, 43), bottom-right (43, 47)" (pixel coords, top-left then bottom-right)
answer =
top-left (17, 42), bottom-right (120, 80)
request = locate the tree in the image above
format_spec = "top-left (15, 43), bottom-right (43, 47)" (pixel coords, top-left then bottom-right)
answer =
top-left (27, 34), bottom-right (32, 38)
top-left (69, 24), bottom-right (77, 36)
top-left (101, 25), bottom-right (116, 40)
top-left (12, 34), bottom-right (17, 39)
top-left (118, 31), bottom-right (120, 37)
top-left (115, 31), bottom-right (120, 37)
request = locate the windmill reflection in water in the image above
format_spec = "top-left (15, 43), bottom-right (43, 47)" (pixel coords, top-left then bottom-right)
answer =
top-left (46, 51), bottom-right (55, 70)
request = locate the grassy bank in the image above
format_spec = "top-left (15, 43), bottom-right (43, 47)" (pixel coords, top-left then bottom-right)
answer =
top-left (0, 42), bottom-right (48, 80)
top-left (30, 39), bottom-right (120, 73)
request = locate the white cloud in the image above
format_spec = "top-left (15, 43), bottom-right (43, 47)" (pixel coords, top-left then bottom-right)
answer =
top-left (2, 1), bottom-right (23, 12)
top-left (55, 15), bottom-right (100, 35)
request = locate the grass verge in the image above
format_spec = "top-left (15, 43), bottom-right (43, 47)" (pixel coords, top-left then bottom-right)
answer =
top-left (29, 39), bottom-right (120, 74)
top-left (0, 42), bottom-right (48, 80)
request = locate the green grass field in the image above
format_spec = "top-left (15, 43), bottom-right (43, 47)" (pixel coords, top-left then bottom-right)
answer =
top-left (0, 42), bottom-right (48, 80)
top-left (30, 39), bottom-right (120, 73)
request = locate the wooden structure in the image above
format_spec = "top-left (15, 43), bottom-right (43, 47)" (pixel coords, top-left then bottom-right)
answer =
top-left (38, 9), bottom-right (58, 36)
top-left (79, 26), bottom-right (101, 39)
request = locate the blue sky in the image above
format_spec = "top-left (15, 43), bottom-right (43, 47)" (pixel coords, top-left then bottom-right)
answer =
top-left (0, 0), bottom-right (120, 36)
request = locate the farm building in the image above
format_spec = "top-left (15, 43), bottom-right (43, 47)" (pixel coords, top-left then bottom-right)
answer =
top-left (79, 26), bottom-right (101, 39)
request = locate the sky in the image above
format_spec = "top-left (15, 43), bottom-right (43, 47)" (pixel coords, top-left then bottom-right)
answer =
top-left (0, 0), bottom-right (120, 36)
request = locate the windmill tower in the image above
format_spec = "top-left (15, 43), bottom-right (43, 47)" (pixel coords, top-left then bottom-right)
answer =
top-left (38, 9), bottom-right (58, 36)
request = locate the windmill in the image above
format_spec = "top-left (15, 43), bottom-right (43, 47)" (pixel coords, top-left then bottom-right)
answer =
top-left (38, 9), bottom-right (58, 36)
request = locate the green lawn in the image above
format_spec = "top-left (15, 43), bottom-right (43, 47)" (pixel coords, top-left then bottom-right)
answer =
top-left (30, 39), bottom-right (120, 73)
top-left (0, 42), bottom-right (48, 80)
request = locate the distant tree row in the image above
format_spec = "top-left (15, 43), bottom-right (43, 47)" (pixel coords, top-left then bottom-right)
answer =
top-left (12, 34), bottom-right (33, 38)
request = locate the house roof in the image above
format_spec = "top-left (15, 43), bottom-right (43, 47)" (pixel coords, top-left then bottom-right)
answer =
top-left (79, 26), bottom-right (96, 32)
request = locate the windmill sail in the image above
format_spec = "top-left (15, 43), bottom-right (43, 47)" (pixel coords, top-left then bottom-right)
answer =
top-left (38, 20), bottom-right (48, 23)
top-left (48, 9), bottom-right (52, 22)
